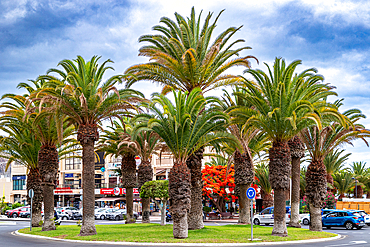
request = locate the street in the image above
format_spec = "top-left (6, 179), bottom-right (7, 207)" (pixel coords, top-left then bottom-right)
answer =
top-left (1, 218), bottom-right (370, 247)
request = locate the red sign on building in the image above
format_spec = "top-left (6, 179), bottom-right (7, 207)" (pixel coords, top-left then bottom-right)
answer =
top-left (54, 187), bottom-right (73, 194)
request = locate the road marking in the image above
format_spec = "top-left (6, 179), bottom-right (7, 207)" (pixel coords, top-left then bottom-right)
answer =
top-left (326, 240), bottom-right (367, 247)
top-left (0, 222), bottom-right (16, 225)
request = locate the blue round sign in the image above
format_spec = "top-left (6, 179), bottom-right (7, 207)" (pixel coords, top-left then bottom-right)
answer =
top-left (246, 187), bottom-right (256, 200)
top-left (101, 167), bottom-right (105, 172)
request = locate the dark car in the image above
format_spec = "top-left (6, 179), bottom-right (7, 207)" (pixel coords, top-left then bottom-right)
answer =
top-left (322, 210), bottom-right (365, 230)
top-left (5, 206), bottom-right (30, 218)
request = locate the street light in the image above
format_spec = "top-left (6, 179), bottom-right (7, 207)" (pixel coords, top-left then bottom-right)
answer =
top-left (352, 177), bottom-right (357, 198)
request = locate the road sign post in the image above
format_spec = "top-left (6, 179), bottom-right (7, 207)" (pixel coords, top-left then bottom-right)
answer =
top-left (246, 187), bottom-right (260, 241)
top-left (28, 189), bottom-right (34, 231)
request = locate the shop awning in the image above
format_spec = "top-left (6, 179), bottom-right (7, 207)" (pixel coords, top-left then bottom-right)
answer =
top-left (95, 197), bottom-right (126, 202)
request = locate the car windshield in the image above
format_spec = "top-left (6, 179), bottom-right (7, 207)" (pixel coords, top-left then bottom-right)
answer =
top-left (353, 213), bottom-right (362, 217)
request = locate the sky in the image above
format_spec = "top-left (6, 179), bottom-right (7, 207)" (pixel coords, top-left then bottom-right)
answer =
top-left (1, 0), bottom-right (370, 167)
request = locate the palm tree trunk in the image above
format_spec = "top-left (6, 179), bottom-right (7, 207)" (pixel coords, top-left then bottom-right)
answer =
top-left (187, 148), bottom-right (204, 230)
top-left (169, 162), bottom-right (191, 239)
top-left (234, 150), bottom-right (254, 224)
top-left (138, 160), bottom-right (153, 223)
top-left (27, 168), bottom-right (43, 228)
top-left (261, 190), bottom-right (274, 208)
top-left (288, 136), bottom-right (304, 228)
top-left (39, 145), bottom-right (59, 231)
top-left (121, 153), bottom-right (137, 224)
top-left (269, 141), bottom-right (291, 237)
top-left (77, 124), bottom-right (99, 236)
top-left (160, 200), bottom-right (167, 226)
top-left (305, 159), bottom-right (326, 232)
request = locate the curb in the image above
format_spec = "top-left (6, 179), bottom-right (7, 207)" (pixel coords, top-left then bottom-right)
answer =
top-left (14, 230), bottom-right (343, 246)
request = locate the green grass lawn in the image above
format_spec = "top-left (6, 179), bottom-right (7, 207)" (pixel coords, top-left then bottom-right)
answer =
top-left (18, 224), bottom-right (336, 243)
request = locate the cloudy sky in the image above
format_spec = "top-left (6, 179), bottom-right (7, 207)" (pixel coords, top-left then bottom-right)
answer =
top-left (1, 0), bottom-right (370, 166)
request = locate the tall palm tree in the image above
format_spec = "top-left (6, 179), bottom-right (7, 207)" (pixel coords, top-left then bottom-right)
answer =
top-left (98, 118), bottom-right (161, 223)
top-left (134, 88), bottom-right (237, 238)
top-left (324, 149), bottom-right (350, 185)
top-left (300, 166), bottom-right (307, 200)
top-left (0, 95), bottom-right (42, 227)
top-left (17, 79), bottom-right (76, 231)
top-left (231, 58), bottom-right (336, 236)
top-left (125, 7), bottom-right (257, 230)
top-left (301, 104), bottom-right (370, 231)
top-left (350, 161), bottom-right (368, 198)
top-left (255, 163), bottom-right (273, 209)
top-left (37, 56), bottom-right (143, 236)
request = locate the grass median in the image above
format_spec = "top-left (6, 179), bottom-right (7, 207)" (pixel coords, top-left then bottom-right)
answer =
top-left (18, 224), bottom-right (336, 243)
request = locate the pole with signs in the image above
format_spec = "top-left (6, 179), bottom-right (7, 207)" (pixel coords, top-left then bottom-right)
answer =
top-left (28, 189), bottom-right (34, 231)
top-left (246, 187), bottom-right (257, 241)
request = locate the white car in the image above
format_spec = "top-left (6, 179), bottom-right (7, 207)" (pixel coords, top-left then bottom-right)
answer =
top-left (95, 208), bottom-right (117, 220)
top-left (58, 206), bottom-right (79, 216)
top-left (364, 214), bottom-right (370, 226)
top-left (56, 210), bottom-right (71, 220)
top-left (253, 206), bottom-right (290, 226)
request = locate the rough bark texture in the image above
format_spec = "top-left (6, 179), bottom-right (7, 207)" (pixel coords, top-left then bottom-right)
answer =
top-left (288, 136), bottom-right (304, 228)
top-left (39, 145), bottom-right (59, 231)
top-left (138, 160), bottom-right (153, 223)
top-left (125, 187), bottom-right (135, 224)
top-left (160, 200), bottom-right (167, 226)
top-left (27, 168), bottom-right (43, 227)
top-left (261, 190), bottom-right (274, 209)
top-left (186, 148), bottom-right (204, 230)
top-left (234, 149), bottom-right (254, 225)
top-left (326, 173), bottom-right (333, 185)
top-left (77, 124), bottom-right (99, 236)
top-left (305, 160), bottom-right (326, 232)
top-left (121, 153), bottom-right (137, 224)
top-left (355, 185), bottom-right (363, 198)
top-left (269, 141), bottom-right (291, 237)
top-left (169, 162), bottom-right (191, 239)
top-left (309, 204), bottom-right (322, 231)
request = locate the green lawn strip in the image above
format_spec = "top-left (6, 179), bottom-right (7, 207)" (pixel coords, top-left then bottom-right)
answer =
top-left (18, 224), bottom-right (336, 243)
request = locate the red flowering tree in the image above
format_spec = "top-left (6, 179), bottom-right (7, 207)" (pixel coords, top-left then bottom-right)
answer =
top-left (202, 164), bottom-right (236, 212)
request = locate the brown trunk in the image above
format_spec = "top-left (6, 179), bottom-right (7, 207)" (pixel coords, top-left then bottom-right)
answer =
top-left (326, 173), bottom-right (333, 185)
top-left (169, 162), bottom-right (191, 239)
top-left (305, 159), bottom-right (326, 232)
top-left (77, 124), bottom-right (99, 236)
top-left (39, 145), bottom-right (59, 231)
top-left (187, 148), bottom-right (204, 230)
top-left (138, 160), bottom-right (153, 223)
top-left (269, 141), bottom-right (291, 237)
top-left (261, 190), bottom-right (274, 208)
top-left (211, 194), bottom-right (226, 213)
top-left (234, 149), bottom-right (254, 225)
top-left (367, 190), bottom-right (370, 199)
top-left (121, 153), bottom-right (137, 224)
top-left (126, 187), bottom-right (135, 223)
top-left (27, 168), bottom-right (43, 227)
top-left (288, 136), bottom-right (304, 228)
top-left (355, 185), bottom-right (363, 198)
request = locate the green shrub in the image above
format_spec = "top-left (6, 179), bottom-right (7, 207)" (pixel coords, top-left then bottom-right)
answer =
top-left (203, 206), bottom-right (211, 213)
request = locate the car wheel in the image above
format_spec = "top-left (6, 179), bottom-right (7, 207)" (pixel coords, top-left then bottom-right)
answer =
top-left (100, 215), bottom-right (105, 220)
top-left (115, 215), bottom-right (120, 221)
top-left (345, 222), bottom-right (354, 230)
top-left (357, 226), bottom-right (363, 230)
top-left (62, 216), bottom-right (68, 220)
top-left (303, 219), bottom-right (309, 225)
top-left (367, 223), bottom-right (370, 226)
top-left (253, 218), bottom-right (260, 225)
top-left (12, 214), bottom-right (18, 218)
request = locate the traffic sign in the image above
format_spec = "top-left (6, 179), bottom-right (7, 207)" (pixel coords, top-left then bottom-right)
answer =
top-left (114, 187), bottom-right (120, 195)
top-left (101, 167), bottom-right (105, 172)
top-left (28, 189), bottom-right (34, 198)
top-left (135, 156), bottom-right (141, 166)
top-left (246, 187), bottom-right (256, 200)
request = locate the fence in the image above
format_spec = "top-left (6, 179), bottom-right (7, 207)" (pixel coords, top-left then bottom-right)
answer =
top-left (336, 201), bottom-right (370, 213)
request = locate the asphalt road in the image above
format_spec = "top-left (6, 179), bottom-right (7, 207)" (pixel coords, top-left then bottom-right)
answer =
top-left (1, 219), bottom-right (370, 247)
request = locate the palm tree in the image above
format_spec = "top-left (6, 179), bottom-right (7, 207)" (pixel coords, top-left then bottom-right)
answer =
top-left (350, 161), bottom-right (368, 198)
top-left (134, 88), bottom-right (237, 238)
top-left (37, 56), bottom-right (143, 236)
top-left (287, 136), bottom-right (305, 228)
top-left (333, 171), bottom-right (356, 198)
top-left (0, 96), bottom-right (42, 227)
top-left (98, 118), bottom-right (161, 223)
top-left (300, 166), bottom-right (307, 200)
top-left (255, 163), bottom-right (273, 209)
top-left (301, 103), bottom-right (370, 231)
top-left (324, 149), bottom-right (350, 185)
top-left (125, 7), bottom-right (257, 230)
top-left (231, 58), bottom-right (336, 236)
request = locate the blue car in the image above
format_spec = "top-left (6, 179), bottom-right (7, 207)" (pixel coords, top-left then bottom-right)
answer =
top-left (301, 209), bottom-right (336, 225)
top-left (322, 210), bottom-right (365, 230)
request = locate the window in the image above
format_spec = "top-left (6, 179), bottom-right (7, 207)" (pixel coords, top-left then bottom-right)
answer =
top-left (65, 152), bottom-right (82, 170)
top-left (260, 209), bottom-right (269, 215)
top-left (13, 176), bottom-right (26, 190)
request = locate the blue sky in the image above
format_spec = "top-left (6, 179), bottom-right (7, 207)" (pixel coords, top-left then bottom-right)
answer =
top-left (1, 0), bottom-right (370, 166)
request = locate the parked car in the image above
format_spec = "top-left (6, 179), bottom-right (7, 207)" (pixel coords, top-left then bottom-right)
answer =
top-left (58, 206), bottom-right (79, 216)
top-left (20, 210), bottom-right (30, 218)
top-left (106, 209), bottom-right (139, 221)
top-left (95, 208), bottom-right (112, 220)
top-left (348, 210), bottom-right (370, 226)
top-left (5, 206), bottom-right (30, 218)
top-left (56, 209), bottom-right (71, 220)
top-left (253, 206), bottom-right (290, 226)
top-left (301, 209), bottom-right (336, 225)
top-left (322, 210), bottom-right (365, 230)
